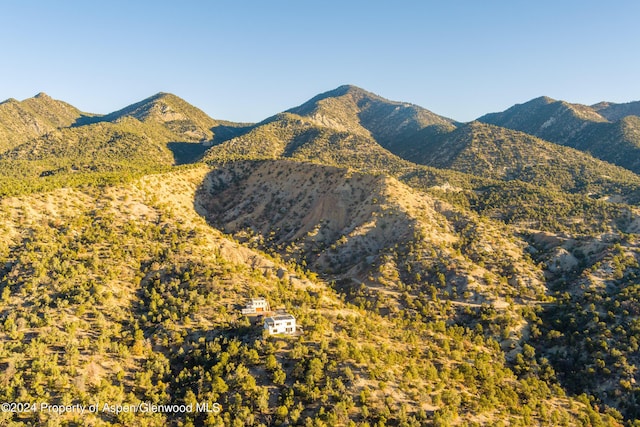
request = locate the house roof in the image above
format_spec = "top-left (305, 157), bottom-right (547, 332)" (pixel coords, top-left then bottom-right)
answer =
top-left (264, 314), bottom-right (295, 325)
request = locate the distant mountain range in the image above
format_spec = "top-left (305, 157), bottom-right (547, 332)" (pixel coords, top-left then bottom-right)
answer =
top-left (3, 86), bottom-right (640, 206)
top-left (4, 87), bottom-right (640, 176)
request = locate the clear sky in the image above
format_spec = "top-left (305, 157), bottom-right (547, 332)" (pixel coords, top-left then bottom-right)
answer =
top-left (1, 0), bottom-right (638, 122)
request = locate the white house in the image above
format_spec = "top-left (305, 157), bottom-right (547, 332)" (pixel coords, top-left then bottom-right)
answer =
top-left (241, 298), bottom-right (270, 315)
top-left (264, 314), bottom-right (296, 335)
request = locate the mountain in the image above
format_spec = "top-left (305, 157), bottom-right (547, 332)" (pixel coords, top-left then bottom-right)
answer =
top-left (592, 100), bottom-right (640, 121)
top-left (479, 96), bottom-right (640, 174)
top-left (406, 121), bottom-right (640, 201)
top-left (0, 92), bottom-right (86, 153)
top-left (204, 85), bottom-right (463, 178)
top-left (3, 86), bottom-right (640, 424)
top-left (83, 92), bottom-right (220, 142)
top-left (284, 85), bottom-right (459, 162)
top-left (478, 96), bottom-right (608, 143)
top-left (286, 84), bottom-right (457, 143)
top-left (0, 92), bottom-right (250, 196)
top-left (77, 92), bottom-right (252, 147)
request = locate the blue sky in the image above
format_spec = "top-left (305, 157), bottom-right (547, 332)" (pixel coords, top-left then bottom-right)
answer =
top-left (1, 1), bottom-right (638, 122)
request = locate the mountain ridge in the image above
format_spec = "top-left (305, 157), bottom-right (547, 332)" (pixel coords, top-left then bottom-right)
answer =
top-left (478, 95), bottom-right (640, 174)
top-left (0, 92), bottom-right (87, 152)
top-left (74, 92), bottom-right (220, 142)
top-left (285, 84), bottom-right (457, 146)
top-left (592, 100), bottom-right (640, 121)
top-left (405, 120), bottom-right (640, 200)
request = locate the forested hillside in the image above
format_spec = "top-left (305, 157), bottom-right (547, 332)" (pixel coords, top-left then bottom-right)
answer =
top-left (1, 87), bottom-right (639, 425)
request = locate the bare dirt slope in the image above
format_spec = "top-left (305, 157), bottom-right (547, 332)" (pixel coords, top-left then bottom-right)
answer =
top-left (197, 160), bottom-right (548, 310)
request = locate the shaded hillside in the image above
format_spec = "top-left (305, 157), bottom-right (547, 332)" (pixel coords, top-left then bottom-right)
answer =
top-left (574, 116), bottom-right (640, 174)
top-left (287, 85), bottom-right (456, 142)
top-left (479, 96), bottom-right (640, 174)
top-left (0, 93), bottom-right (87, 153)
top-left (478, 96), bottom-right (607, 143)
top-left (522, 225), bottom-right (640, 420)
top-left (593, 100), bottom-right (640, 121)
top-left (203, 112), bottom-right (415, 174)
top-left (197, 160), bottom-right (550, 312)
top-left (408, 121), bottom-right (640, 201)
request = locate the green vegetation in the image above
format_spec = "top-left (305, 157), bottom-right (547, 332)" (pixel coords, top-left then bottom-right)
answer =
top-left (0, 160), bottom-right (171, 197)
top-left (0, 93), bottom-right (85, 152)
top-left (1, 86), bottom-right (640, 424)
top-left (0, 92), bottom-right (249, 198)
top-left (286, 85), bottom-right (456, 146)
top-left (0, 170), bottom-right (619, 425)
top-left (405, 122), bottom-right (640, 201)
top-left (524, 237), bottom-right (640, 421)
top-left (479, 96), bottom-right (640, 174)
